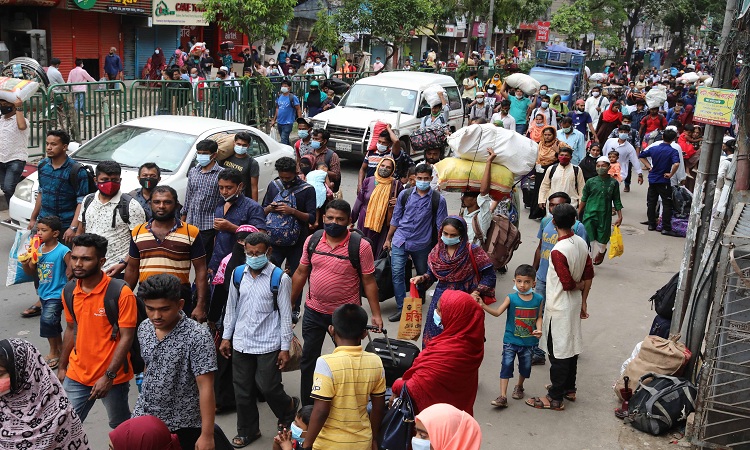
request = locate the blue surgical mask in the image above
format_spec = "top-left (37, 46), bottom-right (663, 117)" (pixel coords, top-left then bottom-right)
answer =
top-left (290, 423), bottom-right (305, 445)
top-left (441, 234), bottom-right (461, 246)
top-left (513, 285), bottom-right (534, 295)
top-left (310, 140), bottom-right (322, 150)
top-left (541, 101), bottom-right (550, 109)
top-left (376, 143), bottom-right (388, 153)
top-left (196, 154), bottom-right (212, 167)
top-left (619, 133), bottom-right (630, 140)
top-left (412, 437), bottom-right (430, 450)
top-left (246, 254), bottom-right (268, 270)
top-left (298, 130), bottom-right (309, 139)
top-left (415, 180), bottom-right (431, 191)
top-left (562, 127), bottom-right (572, 133)
top-left (539, 89), bottom-right (547, 95)
top-left (432, 310), bottom-right (442, 328)
top-left (234, 145), bottom-right (248, 155)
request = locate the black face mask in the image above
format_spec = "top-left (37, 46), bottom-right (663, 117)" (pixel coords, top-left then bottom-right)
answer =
top-left (0, 106), bottom-right (14, 115)
top-left (281, 178), bottom-right (296, 189)
top-left (139, 178), bottom-right (158, 190)
top-left (324, 222), bottom-right (347, 238)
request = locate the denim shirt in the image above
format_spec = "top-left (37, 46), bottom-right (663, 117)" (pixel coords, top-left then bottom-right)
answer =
top-left (209, 195), bottom-right (266, 270)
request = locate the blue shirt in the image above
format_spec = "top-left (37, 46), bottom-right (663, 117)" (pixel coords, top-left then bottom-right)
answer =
top-left (278, 51), bottom-right (288, 64)
top-left (567, 110), bottom-right (592, 136)
top-left (504, 292), bottom-right (544, 346)
top-left (104, 54), bottom-right (122, 75)
top-left (209, 195), bottom-right (267, 271)
top-left (682, 95), bottom-right (697, 108)
top-left (537, 217), bottom-right (588, 282)
top-left (639, 143), bottom-right (680, 184)
top-left (557, 128), bottom-right (586, 165)
top-left (276, 94), bottom-right (300, 125)
top-left (37, 157), bottom-right (90, 228)
top-left (37, 242), bottom-right (70, 301)
top-left (390, 188), bottom-right (448, 251)
top-left (509, 96), bottom-right (531, 125)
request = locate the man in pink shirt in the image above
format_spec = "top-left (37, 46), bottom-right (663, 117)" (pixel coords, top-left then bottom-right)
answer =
top-left (66, 58), bottom-right (96, 112)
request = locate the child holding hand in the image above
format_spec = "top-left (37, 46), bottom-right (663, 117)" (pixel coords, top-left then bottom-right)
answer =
top-left (480, 264), bottom-right (543, 408)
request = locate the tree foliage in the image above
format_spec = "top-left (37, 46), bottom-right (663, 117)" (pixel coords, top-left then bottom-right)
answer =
top-left (201, 0), bottom-right (296, 45)
top-left (311, 10), bottom-right (342, 54)
top-left (551, 0), bottom-right (625, 50)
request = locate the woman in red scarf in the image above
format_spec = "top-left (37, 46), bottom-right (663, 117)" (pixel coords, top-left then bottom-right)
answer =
top-left (679, 104), bottom-right (695, 126)
top-left (391, 290), bottom-right (485, 416)
top-left (110, 415), bottom-right (181, 449)
top-left (595, 101), bottom-right (623, 143)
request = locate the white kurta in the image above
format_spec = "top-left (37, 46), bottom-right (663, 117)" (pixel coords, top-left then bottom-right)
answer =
top-left (541, 234), bottom-right (589, 359)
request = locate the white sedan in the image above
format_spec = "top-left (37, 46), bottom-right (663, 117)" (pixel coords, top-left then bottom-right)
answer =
top-left (4, 115), bottom-right (294, 230)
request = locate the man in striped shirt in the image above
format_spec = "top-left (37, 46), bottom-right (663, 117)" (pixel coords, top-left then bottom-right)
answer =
top-left (125, 185), bottom-right (210, 322)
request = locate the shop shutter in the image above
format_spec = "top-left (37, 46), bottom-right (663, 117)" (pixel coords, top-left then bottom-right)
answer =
top-left (98, 14), bottom-right (122, 77)
top-left (136, 26), bottom-right (178, 76)
top-left (50, 11), bottom-right (74, 77)
top-left (135, 26), bottom-right (155, 76)
top-left (123, 22), bottom-right (137, 79)
top-left (72, 11), bottom-right (101, 60)
top-left (155, 26), bottom-right (179, 66)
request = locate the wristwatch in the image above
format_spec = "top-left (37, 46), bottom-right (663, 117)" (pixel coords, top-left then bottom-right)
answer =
top-left (105, 370), bottom-right (117, 380)
top-left (70, 226), bottom-right (78, 231)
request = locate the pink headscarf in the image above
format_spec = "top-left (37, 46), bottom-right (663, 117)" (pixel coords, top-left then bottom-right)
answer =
top-left (416, 403), bottom-right (482, 450)
top-left (109, 415), bottom-right (181, 450)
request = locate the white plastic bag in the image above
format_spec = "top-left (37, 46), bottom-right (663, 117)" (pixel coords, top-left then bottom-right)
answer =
top-left (269, 126), bottom-right (281, 142)
top-left (504, 73), bottom-right (541, 95)
top-left (7, 230), bottom-right (34, 286)
top-left (589, 73), bottom-right (607, 82)
top-left (423, 84), bottom-right (446, 107)
top-left (645, 86), bottom-right (667, 109)
top-left (677, 72), bottom-right (700, 84)
top-left (447, 124), bottom-right (538, 177)
top-left (0, 77), bottom-right (40, 103)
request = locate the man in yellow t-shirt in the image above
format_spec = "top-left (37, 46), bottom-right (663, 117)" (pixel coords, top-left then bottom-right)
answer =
top-left (304, 305), bottom-right (386, 450)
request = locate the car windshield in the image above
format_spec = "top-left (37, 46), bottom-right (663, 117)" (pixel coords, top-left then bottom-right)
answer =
top-left (530, 72), bottom-right (575, 96)
top-left (339, 84), bottom-right (418, 114)
top-left (73, 125), bottom-right (196, 172)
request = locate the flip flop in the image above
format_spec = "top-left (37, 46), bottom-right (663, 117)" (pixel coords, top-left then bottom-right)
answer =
top-left (46, 357), bottom-right (60, 370)
top-left (231, 433), bottom-right (261, 448)
top-left (21, 305), bottom-right (41, 318)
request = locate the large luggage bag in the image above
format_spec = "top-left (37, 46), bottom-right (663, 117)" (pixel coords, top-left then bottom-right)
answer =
top-left (365, 328), bottom-right (420, 387)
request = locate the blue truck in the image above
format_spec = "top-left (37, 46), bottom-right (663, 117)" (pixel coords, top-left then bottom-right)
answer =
top-left (529, 46), bottom-right (587, 109)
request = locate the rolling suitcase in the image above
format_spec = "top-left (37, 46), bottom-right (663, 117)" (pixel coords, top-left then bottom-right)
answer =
top-left (365, 327), bottom-right (420, 387)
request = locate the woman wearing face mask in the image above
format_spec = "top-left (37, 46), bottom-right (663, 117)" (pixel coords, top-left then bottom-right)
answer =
top-left (412, 403), bottom-right (482, 450)
top-left (351, 157), bottom-right (402, 258)
top-left (529, 126), bottom-right (564, 219)
top-left (391, 290), bottom-right (485, 415)
top-left (485, 73), bottom-right (503, 93)
top-left (595, 101), bottom-right (623, 144)
top-left (549, 93), bottom-right (569, 118)
top-left (0, 339), bottom-right (89, 449)
top-left (109, 415), bottom-right (180, 450)
top-left (411, 216), bottom-right (495, 347)
top-left (149, 47), bottom-right (167, 80)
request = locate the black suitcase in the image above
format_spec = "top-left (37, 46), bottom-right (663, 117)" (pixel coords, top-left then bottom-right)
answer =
top-left (365, 328), bottom-right (420, 387)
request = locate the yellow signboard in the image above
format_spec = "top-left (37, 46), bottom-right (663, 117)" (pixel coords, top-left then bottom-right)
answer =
top-left (694, 87), bottom-right (737, 127)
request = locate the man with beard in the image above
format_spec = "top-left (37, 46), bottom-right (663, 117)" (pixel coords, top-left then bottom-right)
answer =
top-left (422, 147), bottom-right (442, 190)
top-left (124, 185), bottom-right (209, 317)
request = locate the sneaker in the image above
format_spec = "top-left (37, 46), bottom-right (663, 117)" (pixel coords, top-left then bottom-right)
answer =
top-left (491, 396), bottom-right (508, 407)
top-left (624, 186), bottom-right (630, 193)
top-left (388, 311), bottom-right (402, 322)
top-left (648, 225), bottom-right (656, 231)
top-left (531, 355), bottom-right (546, 366)
top-left (661, 229), bottom-right (680, 237)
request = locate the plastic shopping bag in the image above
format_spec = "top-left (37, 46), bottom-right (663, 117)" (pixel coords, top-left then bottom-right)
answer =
top-left (609, 226), bottom-right (624, 259)
top-left (6, 230), bottom-right (34, 286)
top-left (397, 283), bottom-right (423, 341)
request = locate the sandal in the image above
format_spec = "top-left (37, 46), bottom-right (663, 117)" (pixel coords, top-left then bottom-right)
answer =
top-left (21, 305), bottom-right (41, 318)
top-left (544, 384), bottom-right (577, 402)
top-left (490, 396), bottom-right (508, 408)
top-left (526, 395), bottom-right (564, 411)
top-left (512, 385), bottom-right (525, 400)
top-left (593, 251), bottom-right (606, 266)
top-left (46, 357), bottom-right (59, 370)
top-left (231, 433), bottom-right (261, 448)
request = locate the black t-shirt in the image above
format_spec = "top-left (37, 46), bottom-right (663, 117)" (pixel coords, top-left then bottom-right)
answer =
top-left (221, 155), bottom-right (259, 198)
top-left (200, 56), bottom-right (214, 74)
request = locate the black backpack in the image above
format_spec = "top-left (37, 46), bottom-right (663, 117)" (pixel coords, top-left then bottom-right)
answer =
top-left (81, 192), bottom-right (134, 228)
top-left (37, 160), bottom-right (97, 195)
top-left (62, 278), bottom-right (148, 374)
top-left (649, 273), bottom-right (679, 319)
top-left (306, 229), bottom-right (370, 275)
top-left (547, 163), bottom-right (581, 192)
top-left (626, 373), bottom-right (697, 435)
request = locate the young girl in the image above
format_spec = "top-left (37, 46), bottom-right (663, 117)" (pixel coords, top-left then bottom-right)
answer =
top-left (306, 163), bottom-right (333, 228)
top-left (608, 150), bottom-right (622, 182)
top-left (526, 113), bottom-right (546, 143)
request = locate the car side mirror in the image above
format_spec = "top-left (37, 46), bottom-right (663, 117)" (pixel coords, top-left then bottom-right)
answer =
top-left (417, 105), bottom-right (431, 118)
top-left (67, 142), bottom-right (80, 154)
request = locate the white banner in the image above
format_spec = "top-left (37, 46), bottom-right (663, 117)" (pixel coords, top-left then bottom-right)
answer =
top-left (153, 0), bottom-right (207, 26)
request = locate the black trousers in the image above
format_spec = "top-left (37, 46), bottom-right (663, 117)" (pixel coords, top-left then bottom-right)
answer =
top-left (174, 424), bottom-right (234, 450)
top-left (300, 307), bottom-right (334, 406)
top-left (647, 183), bottom-right (673, 231)
top-left (200, 229), bottom-right (217, 265)
top-left (269, 243), bottom-right (304, 313)
top-left (624, 163), bottom-right (633, 186)
top-left (547, 329), bottom-right (579, 402)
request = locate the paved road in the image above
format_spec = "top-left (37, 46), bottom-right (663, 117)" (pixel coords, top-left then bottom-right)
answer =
top-left (0, 159), bottom-right (683, 449)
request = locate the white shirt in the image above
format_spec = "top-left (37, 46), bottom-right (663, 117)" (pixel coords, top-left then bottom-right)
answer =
top-left (602, 137), bottom-right (642, 177)
top-left (0, 115), bottom-right (29, 163)
top-left (78, 191), bottom-right (146, 270)
top-left (373, 61), bottom-right (384, 71)
top-left (531, 107), bottom-right (557, 128)
top-left (585, 95), bottom-right (610, 128)
top-left (463, 194), bottom-right (492, 244)
top-left (491, 112), bottom-right (516, 131)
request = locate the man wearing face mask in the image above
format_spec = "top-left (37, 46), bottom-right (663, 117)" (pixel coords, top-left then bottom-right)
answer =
top-left (602, 124), bottom-right (643, 193)
top-left (530, 94), bottom-right (557, 128)
top-left (209, 169), bottom-right (266, 276)
top-left (533, 85), bottom-right (549, 108)
top-left (585, 86), bottom-right (609, 129)
top-left (538, 147), bottom-right (586, 209)
top-left (294, 118), bottom-right (315, 162)
top-left (556, 117), bottom-right (585, 165)
top-left (498, 81), bottom-right (532, 134)
top-left (221, 132), bottom-right (260, 201)
top-left (384, 164), bottom-right (448, 322)
top-left (310, 129), bottom-right (341, 192)
top-left (129, 162), bottom-right (183, 221)
top-left (567, 99), bottom-right (597, 142)
top-left (181, 140), bottom-right (225, 295)
top-left (358, 124), bottom-right (403, 194)
top-left (467, 91), bottom-right (493, 122)
top-left (0, 97), bottom-right (29, 203)
top-left (271, 80), bottom-right (301, 145)
top-left (491, 100), bottom-right (516, 131)
top-left (76, 161), bottom-right (145, 280)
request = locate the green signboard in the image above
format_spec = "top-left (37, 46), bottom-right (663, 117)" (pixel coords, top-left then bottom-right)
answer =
top-left (74, 0), bottom-right (96, 9)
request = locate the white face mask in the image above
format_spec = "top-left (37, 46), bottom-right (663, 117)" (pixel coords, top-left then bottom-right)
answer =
top-left (155, 49), bottom-right (160, 54)
top-left (592, 92), bottom-right (601, 97)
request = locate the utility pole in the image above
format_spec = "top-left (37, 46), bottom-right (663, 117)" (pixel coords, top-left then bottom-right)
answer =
top-left (487, 0), bottom-right (495, 52)
top-left (670, 0), bottom-right (738, 373)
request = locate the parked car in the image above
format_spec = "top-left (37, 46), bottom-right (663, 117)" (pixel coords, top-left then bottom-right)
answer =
top-left (310, 72), bottom-right (464, 158)
top-left (3, 115), bottom-right (293, 230)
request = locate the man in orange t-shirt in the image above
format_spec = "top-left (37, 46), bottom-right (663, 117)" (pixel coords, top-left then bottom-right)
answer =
top-left (58, 233), bottom-right (137, 428)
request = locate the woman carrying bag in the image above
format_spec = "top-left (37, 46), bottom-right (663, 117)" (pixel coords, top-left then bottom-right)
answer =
top-left (351, 157), bottom-right (402, 258)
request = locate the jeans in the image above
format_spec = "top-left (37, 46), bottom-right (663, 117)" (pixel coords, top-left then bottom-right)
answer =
top-left (300, 307), bottom-right (333, 406)
top-left (515, 123), bottom-right (528, 135)
top-left (74, 92), bottom-right (85, 112)
top-left (391, 244), bottom-right (430, 309)
top-left (40, 298), bottom-right (63, 338)
top-left (63, 377), bottom-right (130, 428)
top-left (531, 280), bottom-right (547, 359)
top-left (270, 243), bottom-right (304, 313)
top-left (278, 123), bottom-right (294, 145)
top-left (647, 183), bottom-right (673, 231)
top-left (546, 326), bottom-right (578, 402)
top-left (233, 350), bottom-right (293, 436)
top-left (0, 159), bottom-right (25, 201)
top-left (500, 343), bottom-right (533, 379)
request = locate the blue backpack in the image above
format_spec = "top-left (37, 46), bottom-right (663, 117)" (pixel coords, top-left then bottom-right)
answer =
top-left (265, 180), bottom-right (308, 247)
top-left (232, 265), bottom-right (284, 309)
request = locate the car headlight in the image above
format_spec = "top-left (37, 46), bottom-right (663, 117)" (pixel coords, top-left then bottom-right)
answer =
top-left (13, 178), bottom-right (34, 203)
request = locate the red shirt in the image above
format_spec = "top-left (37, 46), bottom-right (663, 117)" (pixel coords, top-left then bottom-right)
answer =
top-left (678, 133), bottom-right (697, 159)
top-left (300, 232), bottom-right (375, 314)
top-left (550, 233), bottom-right (595, 291)
top-left (641, 114), bottom-right (667, 134)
